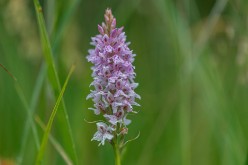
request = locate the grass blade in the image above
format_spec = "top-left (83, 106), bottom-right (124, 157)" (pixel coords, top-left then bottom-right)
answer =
top-left (15, 82), bottom-right (41, 150)
top-left (19, 0), bottom-right (80, 162)
top-left (0, 63), bottom-right (17, 81)
top-left (35, 115), bottom-right (72, 165)
top-left (33, 0), bottom-right (78, 164)
top-left (35, 65), bottom-right (75, 164)
top-left (17, 64), bottom-right (46, 164)
top-left (0, 63), bottom-right (41, 164)
top-left (33, 0), bottom-right (59, 90)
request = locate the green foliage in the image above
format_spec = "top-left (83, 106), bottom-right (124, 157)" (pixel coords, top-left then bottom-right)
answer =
top-left (0, 0), bottom-right (248, 165)
top-left (36, 65), bottom-right (75, 164)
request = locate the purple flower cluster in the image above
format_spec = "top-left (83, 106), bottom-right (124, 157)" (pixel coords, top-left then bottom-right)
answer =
top-left (86, 9), bottom-right (140, 146)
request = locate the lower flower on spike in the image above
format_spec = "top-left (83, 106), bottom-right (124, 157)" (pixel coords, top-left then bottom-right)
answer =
top-left (91, 122), bottom-right (115, 146)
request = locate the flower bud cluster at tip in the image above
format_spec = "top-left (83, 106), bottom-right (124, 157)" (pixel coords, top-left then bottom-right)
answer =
top-left (87, 8), bottom-right (140, 146)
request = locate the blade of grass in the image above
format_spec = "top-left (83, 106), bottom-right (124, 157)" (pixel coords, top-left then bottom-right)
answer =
top-left (0, 63), bottom-right (41, 164)
top-left (15, 83), bottom-right (41, 151)
top-left (196, 59), bottom-right (247, 165)
top-left (0, 20), bottom-right (41, 164)
top-left (19, 0), bottom-right (80, 163)
top-left (33, 0), bottom-right (59, 91)
top-left (14, 64), bottom-right (74, 165)
top-left (195, 0), bottom-right (228, 52)
top-left (33, 0), bottom-right (78, 164)
top-left (51, 0), bottom-right (81, 52)
top-left (155, 1), bottom-right (193, 164)
top-left (35, 65), bottom-right (75, 164)
top-left (17, 64), bottom-right (46, 164)
top-left (35, 116), bottom-right (72, 165)
top-left (0, 63), bottom-right (17, 81)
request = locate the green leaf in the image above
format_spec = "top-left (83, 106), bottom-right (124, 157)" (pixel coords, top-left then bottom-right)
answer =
top-left (33, 0), bottom-right (78, 164)
top-left (35, 115), bottom-right (73, 165)
top-left (35, 65), bottom-right (75, 164)
top-left (19, 0), bottom-right (80, 162)
top-left (17, 64), bottom-right (45, 164)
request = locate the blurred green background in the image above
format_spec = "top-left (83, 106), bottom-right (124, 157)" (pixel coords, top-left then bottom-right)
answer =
top-left (1, 0), bottom-right (248, 164)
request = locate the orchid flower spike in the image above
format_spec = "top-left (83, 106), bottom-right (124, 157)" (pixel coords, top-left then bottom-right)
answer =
top-left (86, 8), bottom-right (140, 147)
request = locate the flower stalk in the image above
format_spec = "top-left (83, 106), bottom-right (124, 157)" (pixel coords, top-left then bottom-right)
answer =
top-left (113, 138), bottom-right (121, 165)
top-left (86, 8), bottom-right (140, 165)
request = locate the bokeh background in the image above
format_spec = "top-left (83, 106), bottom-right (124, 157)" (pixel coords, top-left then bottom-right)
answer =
top-left (1, 0), bottom-right (248, 164)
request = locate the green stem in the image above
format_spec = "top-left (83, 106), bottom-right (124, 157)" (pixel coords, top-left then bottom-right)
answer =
top-left (113, 139), bottom-right (121, 165)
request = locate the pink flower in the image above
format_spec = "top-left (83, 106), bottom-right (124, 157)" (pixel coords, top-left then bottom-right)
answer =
top-left (87, 8), bottom-right (140, 145)
top-left (91, 122), bottom-right (115, 146)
